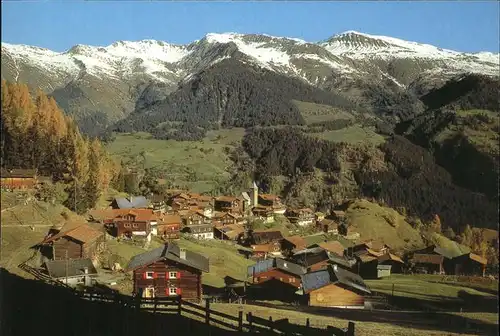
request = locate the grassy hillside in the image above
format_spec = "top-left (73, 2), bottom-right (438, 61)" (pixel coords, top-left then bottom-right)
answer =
top-left (344, 199), bottom-right (425, 252)
top-left (0, 191), bottom-right (88, 277)
top-left (308, 124), bottom-right (386, 145)
top-left (293, 99), bottom-right (356, 124)
top-left (106, 129), bottom-right (246, 193)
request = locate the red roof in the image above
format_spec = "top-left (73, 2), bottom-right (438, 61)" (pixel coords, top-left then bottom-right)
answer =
top-left (41, 223), bottom-right (103, 245)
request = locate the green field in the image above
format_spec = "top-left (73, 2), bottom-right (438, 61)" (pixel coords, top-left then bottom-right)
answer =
top-left (106, 129), bottom-right (246, 193)
top-left (293, 100), bottom-right (356, 124)
top-left (308, 125), bottom-right (386, 145)
top-left (366, 274), bottom-right (498, 312)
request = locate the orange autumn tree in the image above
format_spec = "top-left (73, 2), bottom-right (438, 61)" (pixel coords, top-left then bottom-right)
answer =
top-left (1, 80), bottom-right (117, 213)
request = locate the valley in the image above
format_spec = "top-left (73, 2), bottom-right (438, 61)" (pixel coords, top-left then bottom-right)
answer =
top-left (1, 26), bottom-right (499, 336)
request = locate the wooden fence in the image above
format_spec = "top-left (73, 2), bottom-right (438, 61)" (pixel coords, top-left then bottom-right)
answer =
top-left (79, 291), bottom-right (355, 335)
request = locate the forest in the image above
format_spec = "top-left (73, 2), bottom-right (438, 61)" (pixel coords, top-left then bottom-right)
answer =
top-left (1, 80), bottom-right (118, 213)
top-left (113, 58), bottom-right (359, 141)
top-left (237, 127), bottom-right (499, 230)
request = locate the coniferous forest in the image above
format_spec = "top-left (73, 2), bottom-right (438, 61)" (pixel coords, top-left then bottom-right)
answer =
top-left (1, 81), bottom-right (118, 213)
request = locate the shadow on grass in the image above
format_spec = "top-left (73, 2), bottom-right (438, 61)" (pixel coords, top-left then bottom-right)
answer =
top-left (247, 295), bottom-right (498, 336)
top-left (0, 269), bottom-right (238, 336)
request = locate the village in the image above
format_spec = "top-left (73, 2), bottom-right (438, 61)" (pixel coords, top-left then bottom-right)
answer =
top-left (0, 168), bottom-right (492, 312)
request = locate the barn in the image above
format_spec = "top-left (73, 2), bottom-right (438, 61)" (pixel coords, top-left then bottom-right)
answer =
top-left (299, 264), bottom-right (371, 309)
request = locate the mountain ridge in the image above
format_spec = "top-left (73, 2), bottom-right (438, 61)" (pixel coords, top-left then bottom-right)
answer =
top-left (2, 31), bottom-right (498, 136)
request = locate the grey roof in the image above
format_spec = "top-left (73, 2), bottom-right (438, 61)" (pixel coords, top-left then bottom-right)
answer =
top-left (115, 196), bottom-right (149, 209)
top-left (241, 192), bottom-right (251, 202)
top-left (293, 247), bottom-right (324, 256)
top-left (45, 258), bottom-right (97, 279)
top-left (126, 243), bottom-right (209, 273)
top-left (247, 258), bottom-right (307, 277)
top-left (300, 265), bottom-right (371, 295)
top-left (327, 252), bottom-right (357, 268)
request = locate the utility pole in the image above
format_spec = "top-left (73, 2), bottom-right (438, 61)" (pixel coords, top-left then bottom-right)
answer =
top-left (65, 250), bottom-right (69, 285)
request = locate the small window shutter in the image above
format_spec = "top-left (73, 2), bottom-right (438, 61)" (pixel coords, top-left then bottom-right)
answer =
top-left (166, 288), bottom-right (169, 296)
top-left (143, 272), bottom-right (147, 280)
top-left (153, 272), bottom-right (158, 279)
top-left (177, 271), bottom-right (181, 279)
top-left (166, 272), bottom-right (170, 280)
top-left (176, 287), bottom-right (182, 295)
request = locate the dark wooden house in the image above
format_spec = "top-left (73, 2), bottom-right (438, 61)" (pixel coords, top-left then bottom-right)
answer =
top-left (214, 196), bottom-right (244, 215)
top-left (104, 209), bottom-right (156, 238)
top-left (126, 243), bottom-right (209, 302)
top-left (0, 168), bottom-right (38, 190)
top-left (150, 194), bottom-right (166, 212)
top-left (248, 258), bottom-right (307, 288)
top-left (410, 254), bottom-right (445, 274)
top-left (258, 194), bottom-right (286, 214)
top-left (250, 229), bottom-right (283, 245)
top-left (451, 253), bottom-right (487, 276)
top-left (156, 214), bottom-right (181, 240)
top-left (38, 223), bottom-right (105, 262)
top-left (285, 208), bottom-right (315, 226)
top-left (299, 264), bottom-right (371, 308)
top-left (281, 236), bottom-right (307, 257)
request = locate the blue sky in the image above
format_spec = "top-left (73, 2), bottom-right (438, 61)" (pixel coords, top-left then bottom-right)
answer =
top-left (2, 1), bottom-right (499, 53)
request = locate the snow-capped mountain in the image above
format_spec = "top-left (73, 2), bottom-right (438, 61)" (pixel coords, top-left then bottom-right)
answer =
top-left (1, 31), bottom-right (498, 134)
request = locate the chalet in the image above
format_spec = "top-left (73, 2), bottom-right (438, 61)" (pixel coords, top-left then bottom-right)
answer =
top-left (37, 223), bottom-right (105, 262)
top-left (285, 208), bottom-right (315, 226)
top-left (292, 245), bottom-right (358, 272)
top-left (451, 253), bottom-right (488, 276)
top-left (313, 241), bottom-right (346, 257)
top-left (377, 252), bottom-right (405, 275)
top-left (410, 254), bottom-right (445, 274)
top-left (214, 196), bottom-right (244, 215)
top-left (316, 218), bottom-right (338, 234)
top-left (126, 243), bottom-right (209, 302)
top-left (179, 210), bottom-right (211, 226)
top-left (0, 168), bottom-right (38, 190)
top-left (104, 209), bottom-right (156, 239)
top-left (299, 264), bottom-right (371, 309)
top-left (331, 210), bottom-right (346, 221)
top-left (44, 258), bottom-right (97, 287)
top-left (410, 244), bottom-right (470, 274)
top-left (156, 214), bottom-right (181, 240)
top-left (214, 224), bottom-right (245, 241)
top-left (258, 194), bottom-right (286, 214)
top-left (281, 236), bottom-right (308, 257)
top-left (251, 206), bottom-right (275, 223)
top-left (248, 258), bottom-right (307, 287)
top-left (212, 211), bottom-right (243, 227)
top-left (248, 229), bottom-right (284, 247)
top-left (314, 212), bottom-right (326, 221)
top-left (250, 244), bottom-right (272, 259)
top-left (150, 194), bottom-right (166, 212)
top-left (181, 223), bottom-right (214, 239)
top-left (111, 196), bottom-right (149, 209)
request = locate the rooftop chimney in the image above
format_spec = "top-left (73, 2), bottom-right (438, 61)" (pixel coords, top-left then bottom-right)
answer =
top-left (283, 262), bottom-right (288, 268)
top-left (84, 267), bottom-right (89, 275)
top-left (333, 264), bottom-right (338, 272)
top-left (180, 248), bottom-right (187, 260)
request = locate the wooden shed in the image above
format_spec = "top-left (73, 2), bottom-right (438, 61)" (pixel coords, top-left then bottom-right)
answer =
top-left (299, 264), bottom-right (371, 308)
top-left (37, 223), bottom-right (105, 262)
top-left (410, 254), bottom-right (445, 274)
top-left (126, 243), bottom-right (209, 302)
top-left (451, 253), bottom-right (487, 276)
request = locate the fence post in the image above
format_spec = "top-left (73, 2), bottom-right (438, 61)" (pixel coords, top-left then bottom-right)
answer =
top-left (306, 318), bottom-right (310, 328)
top-left (347, 321), bottom-right (355, 336)
top-left (153, 297), bottom-right (157, 314)
top-left (238, 311), bottom-right (243, 332)
top-left (269, 316), bottom-right (273, 332)
top-left (248, 312), bottom-right (253, 333)
top-left (177, 295), bottom-right (182, 315)
top-left (205, 299), bottom-right (210, 325)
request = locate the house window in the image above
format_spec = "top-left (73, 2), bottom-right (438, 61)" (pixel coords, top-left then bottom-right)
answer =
top-left (145, 272), bottom-right (154, 279)
top-left (124, 223), bottom-right (131, 228)
top-left (289, 278), bottom-right (295, 283)
top-left (169, 287), bottom-right (177, 296)
top-left (169, 271), bottom-right (177, 279)
top-left (132, 223), bottom-right (138, 228)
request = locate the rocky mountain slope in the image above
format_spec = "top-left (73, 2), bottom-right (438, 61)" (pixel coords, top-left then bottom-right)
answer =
top-left (2, 31), bottom-right (498, 136)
